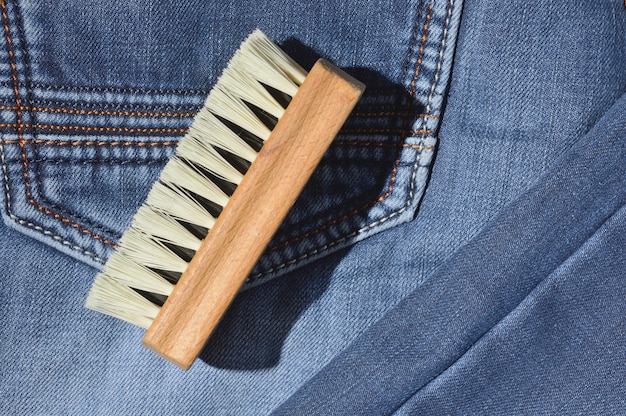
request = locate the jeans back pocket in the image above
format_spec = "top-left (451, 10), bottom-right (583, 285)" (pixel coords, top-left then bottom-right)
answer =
top-left (0, 0), bottom-right (462, 285)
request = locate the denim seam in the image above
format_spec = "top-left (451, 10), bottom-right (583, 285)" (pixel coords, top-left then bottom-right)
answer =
top-left (425, 0), bottom-right (454, 116)
top-left (26, 99), bottom-right (199, 112)
top-left (0, 80), bottom-right (414, 95)
top-left (5, 147), bottom-right (426, 165)
top-left (0, 141), bottom-right (105, 262)
top-left (0, 123), bottom-right (434, 137)
top-left (408, 4), bottom-right (433, 98)
top-left (24, 158), bottom-right (169, 165)
top-left (0, 104), bottom-right (437, 120)
top-left (0, 138), bottom-right (180, 146)
top-left (0, 138), bottom-right (431, 148)
top-left (2, 80), bottom-right (213, 96)
top-left (0, 104), bottom-right (197, 118)
top-left (0, 93), bottom-right (443, 110)
top-left (0, 0), bottom-right (117, 251)
top-left (0, 122), bottom-right (188, 135)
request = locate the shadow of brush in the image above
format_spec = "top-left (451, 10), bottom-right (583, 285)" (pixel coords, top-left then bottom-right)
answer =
top-left (198, 38), bottom-right (419, 370)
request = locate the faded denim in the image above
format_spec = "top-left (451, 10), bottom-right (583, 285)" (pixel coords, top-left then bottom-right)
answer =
top-left (1, 0), bottom-right (625, 414)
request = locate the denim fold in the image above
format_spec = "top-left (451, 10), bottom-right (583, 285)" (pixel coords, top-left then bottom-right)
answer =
top-left (274, 92), bottom-right (626, 414)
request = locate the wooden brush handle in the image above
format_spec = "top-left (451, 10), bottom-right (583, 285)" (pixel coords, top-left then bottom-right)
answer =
top-left (142, 59), bottom-right (365, 370)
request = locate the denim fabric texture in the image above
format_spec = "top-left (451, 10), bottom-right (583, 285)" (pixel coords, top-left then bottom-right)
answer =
top-left (0, 0), bottom-right (624, 414)
top-left (276, 0), bottom-right (626, 413)
top-left (0, 0), bottom-right (463, 414)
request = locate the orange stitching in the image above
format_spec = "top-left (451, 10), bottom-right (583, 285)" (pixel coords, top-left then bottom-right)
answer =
top-left (1, 0), bottom-right (117, 248)
top-left (0, 138), bottom-right (435, 149)
top-left (333, 141), bottom-right (436, 150)
top-left (409, 4), bottom-right (433, 98)
top-left (0, 104), bottom-right (196, 118)
top-left (400, 4), bottom-right (432, 141)
top-left (342, 128), bottom-right (434, 135)
top-left (0, 139), bottom-right (433, 150)
top-left (0, 138), bottom-right (179, 146)
top-left (0, 122), bottom-right (187, 134)
top-left (0, 124), bottom-right (434, 137)
top-left (0, 105), bottom-right (440, 121)
top-left (1, 2), bottom-right (21, 133)
top-left (352, 111), bottom-right (439, 118)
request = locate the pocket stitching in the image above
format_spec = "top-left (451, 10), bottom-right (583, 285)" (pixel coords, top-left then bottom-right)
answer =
top-left (1, 0), bottom-right (448, 279)
top-left (0, 0), bottom-right (116, 258)
top-left (0, 0), bottom-right (103, 262)
top-left (0, 140), bottom-right (106, 262)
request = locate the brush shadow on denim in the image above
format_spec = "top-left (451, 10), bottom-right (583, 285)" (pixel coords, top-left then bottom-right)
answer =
top-left (246, 39), bottom-right (431, 285)
top-left (200, 42), bottom-right (416, 369)
top-left (199, 249), bottom-right (341, 370)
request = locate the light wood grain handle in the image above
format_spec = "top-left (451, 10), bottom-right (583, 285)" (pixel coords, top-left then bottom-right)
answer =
top-left (142, 59), bottom-right (365, 370)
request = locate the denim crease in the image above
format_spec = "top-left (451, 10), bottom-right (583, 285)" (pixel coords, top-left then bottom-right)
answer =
top-left (274, 92), bottom-right (626, 414)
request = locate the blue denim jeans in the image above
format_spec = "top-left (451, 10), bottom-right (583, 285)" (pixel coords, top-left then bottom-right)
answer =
top-left (1, 0), bottom-right (624, 414)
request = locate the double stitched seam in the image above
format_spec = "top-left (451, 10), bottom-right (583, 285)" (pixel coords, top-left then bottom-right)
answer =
top-left (0, 138), bottom-right (179, 146)
top-left (0, 104), bottom-right (438, 120)
top-left (0, 104), bottom-right (197, 118)
top-left (4, 81), bottom-right (213, 96)
top-left (342, 128), bottom-right (433, 135)
top-left (0, 0), bottom-right (117, 252)
top-left (424, 0), bottom-right (454, 118)
top-left (0, 140), bottom-right (105, 262)
top-left (354, 111), bottom-right (439, 118)
top-left (0, 122), bottom-right (188, 135)
top-left (0, 124), bottom-right (433, 136)
top-left (8, 98), bottom-right (201, 112)
top-left (0, 137), bottom-right (430, 147)
top-left (250, 2), bottom-right (437, 279)
top-left (25, 158), bottom-right (168, 165)
top-left (0, 81), bottom-right (412, 95)
top-left (334, 141), bottom-right (436, 150)
top-left (0, 80), bottom-right (211, 96)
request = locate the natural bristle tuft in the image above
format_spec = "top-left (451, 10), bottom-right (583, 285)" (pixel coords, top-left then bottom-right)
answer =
top-left (85, 29), bottom-right (308, 328)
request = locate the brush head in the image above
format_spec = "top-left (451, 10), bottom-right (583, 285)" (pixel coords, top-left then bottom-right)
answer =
top-left (84, 30), bottom-right (308, 329)
top-left (85, 30), bottom-right (365, 369)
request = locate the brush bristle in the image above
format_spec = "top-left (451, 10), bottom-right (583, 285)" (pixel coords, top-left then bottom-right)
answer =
top-left (85, 30), bottom-right (308, 328)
